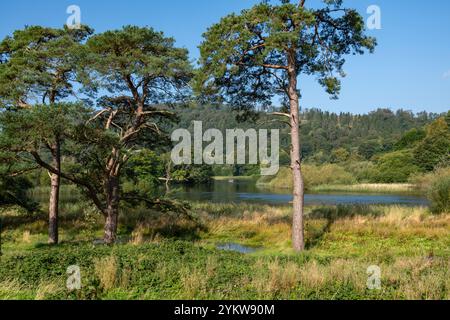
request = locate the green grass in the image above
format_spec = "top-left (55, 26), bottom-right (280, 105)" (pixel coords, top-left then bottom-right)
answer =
top-left (0, 202), bottom-right (449, 300)
top-left (311, 184), bottom-right (416, 194)
top-left (257, 165), bottom-right (356, 190)
top-left (213, 176), bottom-right (257, 181)
top-left (257, 166), bottom-right (420, 194)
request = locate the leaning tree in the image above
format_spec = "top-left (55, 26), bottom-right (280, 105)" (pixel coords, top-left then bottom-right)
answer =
top-left (195, 0), bottom-right (376, 251)
top-left (74, 26), bottom-right (193, 244)
top-left (0, 25), bottom-right (93, 244)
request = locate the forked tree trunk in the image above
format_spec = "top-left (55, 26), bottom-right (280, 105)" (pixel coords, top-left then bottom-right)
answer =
top-left (48, 141), bottom-right (61, 245)
top-left (288, 57), bottom-right (305, 252)
top-left (104, 175), bottom-right (120, 245)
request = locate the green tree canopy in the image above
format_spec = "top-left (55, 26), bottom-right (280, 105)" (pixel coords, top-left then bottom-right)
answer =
top-left (70, 26), bottom-right (194, 244)
top-left (195, 0), bottom-right (376, 109)
top-left (0, 25), bottom-right (93, 107)
top-left (0, 25), bottom-right (93, 244)
top-left (371, 150), bottom-right (420, 183)
top-left (414, 117), bottom-right (450, 172)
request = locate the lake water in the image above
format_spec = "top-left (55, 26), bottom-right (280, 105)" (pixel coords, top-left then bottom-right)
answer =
top-left (174, 179), bottom-right (428, 206)
top-left (31, 180), bottom-right (428, 207)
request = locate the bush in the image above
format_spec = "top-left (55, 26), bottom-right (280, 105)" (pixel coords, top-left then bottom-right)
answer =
top-left (257, 164), bottom-right (355, 190)
top-left (303, 164), bottom-right (356, 188)
top-left (370, 150), bottom-right (420, 183)
top-left (410, 167), bottom-right (450, 214)
top-left (414, 118), bottom-right (450, 172)
top-left (344, 161), bottom-right (375, 183)
top-left (428, 175), bottom-right (450, 214)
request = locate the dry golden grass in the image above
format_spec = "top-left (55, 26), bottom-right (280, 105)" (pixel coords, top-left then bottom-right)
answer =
top-left (0, 279), bottom-right (65, 300)
top-left (248, 256), bottom-right (449, 300)
top-left (130, 223), bottom-right (145, 245)
top-left (126, 215), bottom-right (197, 245)
top-left (384, 257), bottom-right (450, 300)
top-left (35, 280), bottom-right (65, 300)
top-left (200, 203), bottom-right (448, 252)
top-left (180, 268), bottom-right (209, 299)
top-left (2, 201), bottom-right (448, 300)
top-left (199, 204), bottom-right (291, 247)
top-left (266, 260), bottom-right (300, 295)
top-left (316, 184), bottom-right (415, 193)
top-left (250, 258), bottom-right (367, 299)
top-left (179, 256), bottom-right (219, 299)
top-left (94, 255), bottom-right (118, 291)
top-left (334, 206), bottom-right (450, 238)
top-left (0, 280), bottom-right (27, 299)
top-left (293, 259), bottom-right (366, 295)
top-left (22, 230), bottom-right (31, 244)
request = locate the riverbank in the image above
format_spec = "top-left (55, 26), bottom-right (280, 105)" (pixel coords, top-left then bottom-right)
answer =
top-left (256, 166), bottom-right (420, 194)
top-left (0, 202), bottom-right (448, 300)
top-left (212, 176), bottom-right (257, 182)
top-left (310, 183), bottom-right (416, 193)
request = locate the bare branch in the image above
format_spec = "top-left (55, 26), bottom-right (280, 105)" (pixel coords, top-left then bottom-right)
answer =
top-left (270, 112), bottom-right (291, 118)
top-left (87, 108), bottom-right (110, 124)
top-left (8, 166), bottom-right (40, 177)
top-left (30, 151), bottom-right (105, 214)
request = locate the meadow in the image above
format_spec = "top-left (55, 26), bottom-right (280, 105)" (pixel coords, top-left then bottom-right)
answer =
top-left (1, 201), bottom-right (448, 300)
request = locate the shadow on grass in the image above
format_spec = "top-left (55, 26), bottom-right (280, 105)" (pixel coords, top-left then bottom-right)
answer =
top-left (305, 205), bottom-right (383, 249)
top-left (1, 212), bottom-right (46, 231)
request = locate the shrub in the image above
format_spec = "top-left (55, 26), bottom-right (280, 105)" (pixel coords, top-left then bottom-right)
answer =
top-left (411, 167), bottom-right (450, 214)
top-left (257, 164), bottom-right (355, 190)
top-left (346, 161), bottom-right (376, 182)
top-left (370, 150), bottom-right (420, 183)
top-left (304, 164), bottom-right (356, 188)
top-left (428, 175), bottom-right (450, 214)
top-left (414, 118), bottom-right (450, 172)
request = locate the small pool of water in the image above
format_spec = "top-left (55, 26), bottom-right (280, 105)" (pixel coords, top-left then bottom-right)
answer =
top-left (217, 243), bottom-right (259, 254)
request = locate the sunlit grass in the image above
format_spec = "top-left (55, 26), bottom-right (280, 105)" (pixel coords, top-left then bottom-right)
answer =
top-left (213, 176), bottom-right (257, 181)
top-left (1, 201), bottom-right (448, 300)
top-left (312, 184), bottom-right (416, 193)
top-left (193, 203), bottom-right (449, 258)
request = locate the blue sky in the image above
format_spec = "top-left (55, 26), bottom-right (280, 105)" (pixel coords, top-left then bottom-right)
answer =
top-left (1, 0), bottom-right (449, 114)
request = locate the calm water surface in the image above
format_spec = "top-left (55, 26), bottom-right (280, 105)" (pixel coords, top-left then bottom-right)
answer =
top-left (31, 180), bottom-right (428, 207)
top-left (175, 180), bottom-right (428, 206)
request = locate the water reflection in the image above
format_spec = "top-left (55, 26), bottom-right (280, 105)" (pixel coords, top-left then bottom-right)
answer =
top-left (217, 243), bottom-right (259, 254)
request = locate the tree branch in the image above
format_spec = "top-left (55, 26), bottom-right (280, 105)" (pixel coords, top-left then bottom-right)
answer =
top-left (30, 150), bottom-right (105, 214)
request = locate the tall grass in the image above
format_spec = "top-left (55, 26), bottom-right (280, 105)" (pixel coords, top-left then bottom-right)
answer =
top-left (193, 202), bottom-right (449, 257)
top-left (1, 200), bottom-right (448, 300)
top-left (411, 167), bottom-right (450, 214)
top-left (312, 183), bottom-right (415, 193)
top-left (257, 165), bottom-right (356, 190)
top-left (94, 256), bottom-right (119, 291)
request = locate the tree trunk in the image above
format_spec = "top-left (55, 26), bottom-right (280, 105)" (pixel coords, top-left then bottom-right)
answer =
top-left (48, 141), bottom-right (61, 245)
top-left (104, 175), bottom-right (120, 245)
top-left (288, 56), bottom-right (305, 252)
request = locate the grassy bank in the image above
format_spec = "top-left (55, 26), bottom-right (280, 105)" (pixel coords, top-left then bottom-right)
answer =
top-left (257, 166), bottom-right (418, 194)
top-left (0, 202), bottom-right (448, 300)
top-left (310, 184), bottom-right (416, 193)
top-left (213, 176), bottom-right (257, 181)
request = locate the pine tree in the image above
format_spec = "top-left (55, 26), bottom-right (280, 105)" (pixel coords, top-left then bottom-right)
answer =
top-left (195, 0), bottom-right (376, 251)
top-left (0, 26), bottom-right (92, 244)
